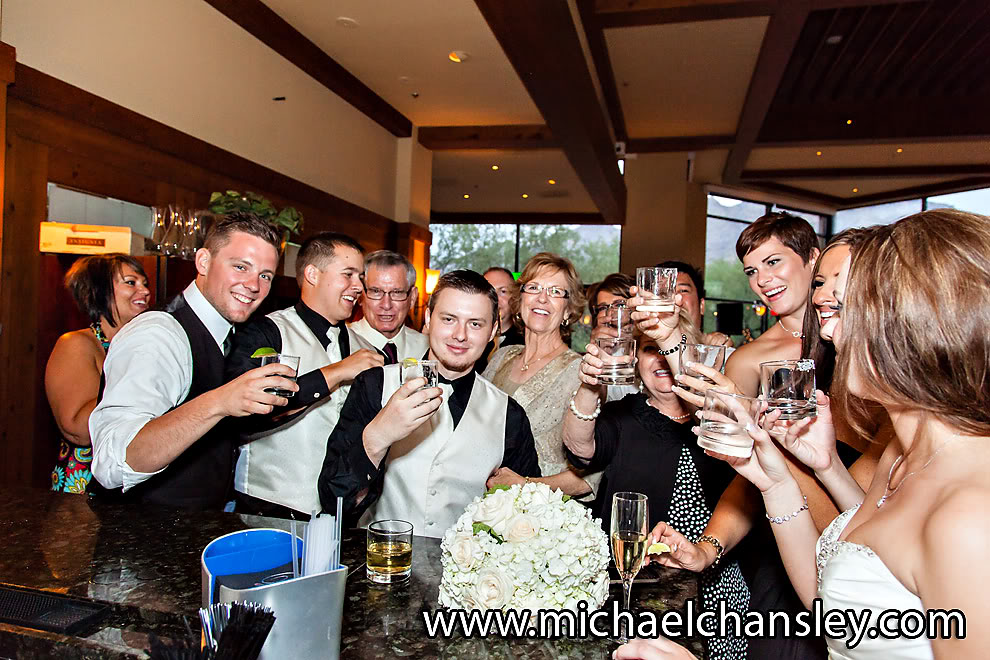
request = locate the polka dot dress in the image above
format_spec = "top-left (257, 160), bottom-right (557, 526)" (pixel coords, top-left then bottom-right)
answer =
top-left (668, 446), bottom-right (750, 660)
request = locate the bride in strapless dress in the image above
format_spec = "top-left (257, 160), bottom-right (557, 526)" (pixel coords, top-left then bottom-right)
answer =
top-left (616, 210), bottom-right (990, 660)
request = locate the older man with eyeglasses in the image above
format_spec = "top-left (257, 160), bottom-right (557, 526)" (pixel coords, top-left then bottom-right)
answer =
top-left (349, 250), bottom-right (430, 365)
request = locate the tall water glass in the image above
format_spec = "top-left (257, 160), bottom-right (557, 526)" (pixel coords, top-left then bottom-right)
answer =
top-left (760, 359), bottom-right (817, 421)
top-left (698, 389), bottom-right (763, 458)
top-left (150, 206), bottom-right (169, 254)
top-left (610, 492), bottom-right (649, 644)
top-left (635, 267), bottom-right (677, 313)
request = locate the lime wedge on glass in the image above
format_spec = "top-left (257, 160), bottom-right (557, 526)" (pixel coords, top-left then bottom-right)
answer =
top-left (401, 357), bottom-right (419, 367)
top-left (250, 347), bottom-right (278, 358)
top-left (647, 542), bottom-right (671, 555)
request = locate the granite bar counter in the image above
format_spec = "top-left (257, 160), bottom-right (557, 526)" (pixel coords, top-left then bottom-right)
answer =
top-left (0, 488), bottom-right (701, 659)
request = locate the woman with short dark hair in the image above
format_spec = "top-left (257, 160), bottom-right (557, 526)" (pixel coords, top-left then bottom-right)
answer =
top-left (46, 254), bottom-right (149, 493)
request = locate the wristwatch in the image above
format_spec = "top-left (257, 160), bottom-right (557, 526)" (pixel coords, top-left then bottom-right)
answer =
top-left (696, 534), bottom-right (724, 567)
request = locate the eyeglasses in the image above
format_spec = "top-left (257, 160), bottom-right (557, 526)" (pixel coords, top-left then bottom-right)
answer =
top-left (363, 286), bottom-right (413, 301)
top-left (591, 301), bottom-right (627, 316)
top-left (520, 282), bottom-right (570, 299)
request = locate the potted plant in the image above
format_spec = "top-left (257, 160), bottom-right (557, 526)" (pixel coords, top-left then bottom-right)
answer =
top-left (207, 190), bottom-right (304, 250)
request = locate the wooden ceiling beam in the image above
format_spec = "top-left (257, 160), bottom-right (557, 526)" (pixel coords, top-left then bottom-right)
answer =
top-left (474, 0), bottom-right (626, 224)
top-left (431, 212), bottom-right (605, 225)
top-left (418, 125), bottom-right (558, 150)
top-left (627, 135), bottom-right (735, 152)
top-left (723, 0), bottom-right (811, 184)
top-left (577, 0), bottom-right (628, 143)
top-left (742, 164), bottom-right (990, 181)
top-left (201, 0), bottom-right (411, 137)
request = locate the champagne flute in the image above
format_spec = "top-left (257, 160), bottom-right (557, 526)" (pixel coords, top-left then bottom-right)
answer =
top-left (610, 492), bottom-right (649, 643)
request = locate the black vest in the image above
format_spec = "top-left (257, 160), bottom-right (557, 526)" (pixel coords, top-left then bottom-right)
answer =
top-left (92, 294), bottom-right (235, 510)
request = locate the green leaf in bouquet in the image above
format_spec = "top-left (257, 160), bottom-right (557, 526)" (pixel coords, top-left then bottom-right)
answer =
top-left (485, 484), bottom-right (511, 495)
top-left (472, 522), bottom-right (504, 544)
top-left (562, 494), bottom-right (571, 502)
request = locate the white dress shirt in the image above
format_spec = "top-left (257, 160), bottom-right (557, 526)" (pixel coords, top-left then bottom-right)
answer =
top-left (348, 316), bottom-right (430, 362)
top-left (89, 281), bottom-right (231, 491)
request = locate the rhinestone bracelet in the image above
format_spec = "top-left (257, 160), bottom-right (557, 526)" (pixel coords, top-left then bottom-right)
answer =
top-left (568, 389), bottom-right (602, 421)
top-left (766, 495), bottom-right (808, 525)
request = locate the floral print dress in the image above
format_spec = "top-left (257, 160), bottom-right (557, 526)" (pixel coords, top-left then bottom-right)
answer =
top-left (51, 442), bottom-right (93, 494)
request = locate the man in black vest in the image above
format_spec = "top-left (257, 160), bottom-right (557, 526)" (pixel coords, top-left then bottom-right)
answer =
top-left (90, 212), bottom-right (295, 510)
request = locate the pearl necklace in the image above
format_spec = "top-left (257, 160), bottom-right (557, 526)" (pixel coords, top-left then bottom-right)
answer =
top-left (877, 441), bottom-right (953, 508)
top-left (647, 398), bottom-right (691, 421)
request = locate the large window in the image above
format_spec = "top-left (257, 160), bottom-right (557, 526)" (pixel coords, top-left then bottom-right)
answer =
top-left (704, 195), bottom-right (826, 345)
top-left (430, 223), bottom-right (621, 350)
top-left (833, 186), bottom-right (990, 233)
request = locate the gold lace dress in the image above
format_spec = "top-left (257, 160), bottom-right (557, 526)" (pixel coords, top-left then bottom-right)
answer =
top-left (483, 345), bottom-right (602, 499)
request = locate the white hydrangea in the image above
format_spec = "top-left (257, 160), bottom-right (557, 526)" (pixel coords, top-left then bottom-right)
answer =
top-left (439, 482), bottom-right (610, 612)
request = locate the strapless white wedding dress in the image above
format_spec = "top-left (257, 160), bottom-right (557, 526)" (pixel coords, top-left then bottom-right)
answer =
top-left (816, 505), bottom-right (933, 660)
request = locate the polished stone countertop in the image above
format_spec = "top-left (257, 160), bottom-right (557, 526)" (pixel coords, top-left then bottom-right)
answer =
top-left (0, 488), bottom-right (701, 658)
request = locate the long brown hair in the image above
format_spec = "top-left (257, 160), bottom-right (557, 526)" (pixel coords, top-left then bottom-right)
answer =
top-left (835, 210), bottom-right (990, 439)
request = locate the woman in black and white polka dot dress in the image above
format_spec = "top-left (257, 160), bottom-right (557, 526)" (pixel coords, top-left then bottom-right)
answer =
top-left (564, 331), bottom-right (749, 660)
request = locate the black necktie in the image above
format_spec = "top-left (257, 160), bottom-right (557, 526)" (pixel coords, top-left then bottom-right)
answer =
top-left (382, 342), bottom-right (399, 365)
top-left (222, 328), bottom-right (234, 357)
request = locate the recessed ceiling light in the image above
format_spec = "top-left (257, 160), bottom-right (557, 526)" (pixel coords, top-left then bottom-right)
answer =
top-left (846, 119), bottom-right (853, 125)
top-left (548, 179), bottom-right (556, 185)
top-left (896, 148), bottom-right (903, 153)
top-left (491, 165), bottom-right (499, 171)
top-left (463, 194), bottom-right (470, 199)
top-left (336, 17), bottom-right (359, 28)
top-left (521, 193), bottom-right (529, 199)
top-left (815, 151), bottom-right (822, 156)
top-left (852, 187), bottom-right (859, 193)
top-left (825, 35), bottom-right (843, 45)
top-left (448, 51), bottom-right (470, 63)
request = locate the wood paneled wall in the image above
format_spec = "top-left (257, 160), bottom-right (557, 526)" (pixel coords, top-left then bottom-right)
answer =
top-left (0, 61), bottom-right (430, 488)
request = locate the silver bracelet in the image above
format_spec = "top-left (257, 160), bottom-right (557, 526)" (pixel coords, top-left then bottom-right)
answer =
top-left (766, 495), bottom-right (808, 525)
top-left (568, 389), bottom-right (601, 421)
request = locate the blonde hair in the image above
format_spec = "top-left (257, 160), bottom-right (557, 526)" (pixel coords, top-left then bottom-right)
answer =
top-left (835, 209), bottom-right (990, 438)
top-left (511, 252), bottom-right (587, 332)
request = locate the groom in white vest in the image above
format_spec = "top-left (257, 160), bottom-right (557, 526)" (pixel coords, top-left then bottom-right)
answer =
top-left (225, 232), bottom-right (384, 519)
top-left (318, 270), bottom-right (541, 538)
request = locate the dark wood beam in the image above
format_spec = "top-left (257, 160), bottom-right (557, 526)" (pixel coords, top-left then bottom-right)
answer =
top-left (201, 0), bottom-right (411, 137)
top-left (577, 0), bottom-right (628, 143)
top-left (742, 164), bottom-right (990, 181)
top-left (738, 181), bottom-right (845, 207)
top-left (628, 135), bottom-right (735, 152)
top-left (756, 133), bottom-right (990, 148)
top-left (474, 0), bottom-right (626, 224)
top-left (837, 176), bottom-right (990, 208)
top-left (723, 0), bottom-right (811, 184)
top-left (418, 125), bottom-right (558, 150)
top-left (431, 212), bottom-right (605, 225)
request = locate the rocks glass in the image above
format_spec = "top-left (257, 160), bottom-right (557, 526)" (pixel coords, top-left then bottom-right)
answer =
top-left (679, 344), bottom-right (727, 392)
top-left (400, 359), bottom-right (439, 390)
top-left (367, 520), bottom-right (413, 584)
top-left (596, 336), bottom-right (637, 386)
top-left (635, 267), bottom-right (678, 313)
top-left (697, 389), bottom-right (762, 458)
top-left (760, 359), bottom-right (817, 421)
top-left (259, 354), bottom-right (300, 397)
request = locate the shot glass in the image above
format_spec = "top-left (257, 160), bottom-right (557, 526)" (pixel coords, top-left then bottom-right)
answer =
top-left (679, 344), bottom-right (727, 393)
top-left (259, 354), bottom-right (300, 397)
top-left (635, 267), bottom-right (678, 313)
top-left (400, 359), bottom-right (440, 390)
top-left (759, 359), bottom-right (817, 422)
top-left (596, 336), bottom-right (637, 386)
top-left (367, 519), bottom-right (413, 584)
top-left (697, 389), bottom-right (763, 459)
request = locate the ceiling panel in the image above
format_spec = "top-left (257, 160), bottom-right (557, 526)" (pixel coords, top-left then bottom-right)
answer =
top-left (779, 176), bottom-right (957, 199)
top-left (431, 150), bottom-right (597, 213)
top-left (605, 17), bottom-right (768, 138)
top-left (746, 141), bottom-right (990, 170)
top-left (261, 0), bottom-right (542, 125)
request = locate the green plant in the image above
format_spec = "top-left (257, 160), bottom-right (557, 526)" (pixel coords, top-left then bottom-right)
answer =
top-left (207, 190), bottom-right (303, 244)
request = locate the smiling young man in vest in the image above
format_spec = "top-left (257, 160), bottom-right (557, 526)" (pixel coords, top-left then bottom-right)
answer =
top-left (348, 250), bottom-right (429, 365)
top-left (90, 213), bottom-right (296, 510)
top-left (224, 232), bottom-right (384, 519)
top-left (318, 270), bottom-right (541, 538)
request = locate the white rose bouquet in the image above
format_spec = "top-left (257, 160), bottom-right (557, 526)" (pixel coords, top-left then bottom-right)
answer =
top-left (439, 482), bottom-right (610, 613)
